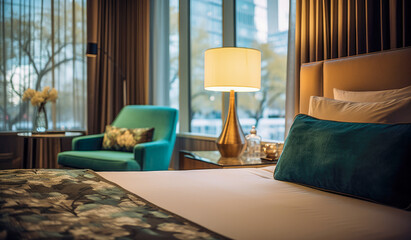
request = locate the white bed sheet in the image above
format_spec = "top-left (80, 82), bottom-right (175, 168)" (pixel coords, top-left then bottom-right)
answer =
top-left (99, 167), bottom-right (411, 240)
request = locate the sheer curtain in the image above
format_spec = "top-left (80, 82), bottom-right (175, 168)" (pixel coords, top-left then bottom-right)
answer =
top-left (285, 0), bottom-right (411, 137)
top-left (0, 0), bottom-right (87, 132)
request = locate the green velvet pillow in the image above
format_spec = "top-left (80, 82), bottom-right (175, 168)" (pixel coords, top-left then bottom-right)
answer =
top-left (102, 125), bottom-right (154, 152)
top-left (274, 114), bottom-right (411, 210)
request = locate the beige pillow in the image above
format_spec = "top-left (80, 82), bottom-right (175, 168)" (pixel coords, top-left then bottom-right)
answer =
top-left (308, 96), bottom-right (411, 124)
top-left (333, 85), bottom-right (411, 102)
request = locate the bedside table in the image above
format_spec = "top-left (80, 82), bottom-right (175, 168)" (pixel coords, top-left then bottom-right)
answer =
top-left (179, 150), bottom-right (276, 170)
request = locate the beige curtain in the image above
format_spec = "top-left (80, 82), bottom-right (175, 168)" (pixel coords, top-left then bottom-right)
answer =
top-left (87, 0), bottom-right (150, 134)
top-left (285, 0), bottom-right (411, 135)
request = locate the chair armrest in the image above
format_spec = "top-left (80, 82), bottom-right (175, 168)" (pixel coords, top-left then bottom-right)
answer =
top-left (133, 140), bottom-right (170, 171)
top-left (72, 134), bottom-right (105, 151)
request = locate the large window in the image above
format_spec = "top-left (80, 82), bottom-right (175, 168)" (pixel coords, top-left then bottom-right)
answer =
top-left (166, 0), bottom-right (288, 140)
top-left (236, 0), bottom-right (289, 141)
top-left (0, 0), bottom-right (86, 131)
top-left (190, 0), bottom-right (222, 135)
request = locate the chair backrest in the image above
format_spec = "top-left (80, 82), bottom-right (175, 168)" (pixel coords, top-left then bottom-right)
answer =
top-left (112, 105), bottom-right (178, 143)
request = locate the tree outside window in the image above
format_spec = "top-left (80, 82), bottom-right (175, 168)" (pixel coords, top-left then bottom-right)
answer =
top-left (0, 0), bottom-right (86, 131)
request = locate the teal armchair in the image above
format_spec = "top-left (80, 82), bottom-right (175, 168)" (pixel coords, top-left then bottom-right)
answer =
top-left (58, 105), bottom-right (178, 171)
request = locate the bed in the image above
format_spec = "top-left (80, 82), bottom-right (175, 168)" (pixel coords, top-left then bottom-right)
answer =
top-left (1, 47), bottom-right (411, 239)
top-left (100, 166), bottom-right (411, 240)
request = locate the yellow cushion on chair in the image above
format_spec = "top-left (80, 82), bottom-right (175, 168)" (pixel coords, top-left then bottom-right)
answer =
top-left (102, 125), bottom-right (154, 152)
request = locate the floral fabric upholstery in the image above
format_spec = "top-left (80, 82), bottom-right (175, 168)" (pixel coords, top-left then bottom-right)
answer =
top-left (0, 169), bottom-right (229, 240)
top-left (102, 125), bottom-right (154, 152)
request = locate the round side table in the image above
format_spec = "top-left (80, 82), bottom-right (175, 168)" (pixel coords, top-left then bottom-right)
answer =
top-left (17, 132), bottom-right (83, 169)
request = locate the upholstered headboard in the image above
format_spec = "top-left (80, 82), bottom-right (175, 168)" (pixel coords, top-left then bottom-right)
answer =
top-left (299, 47), bottom-right (411, 114)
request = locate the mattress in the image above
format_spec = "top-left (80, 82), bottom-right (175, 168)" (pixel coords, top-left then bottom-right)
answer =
top-left (99, 166), bottom-right (411, 240)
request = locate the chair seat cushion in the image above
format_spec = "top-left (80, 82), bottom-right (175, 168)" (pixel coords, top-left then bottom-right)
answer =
top-left (58, 151), bottom-right (141, 171)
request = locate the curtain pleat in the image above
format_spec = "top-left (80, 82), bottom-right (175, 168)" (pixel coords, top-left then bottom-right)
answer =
top-left (337, 0), bottom-right (347, 58)
top-left (309, 0), bottom-right (316, 62)
top-left (88, 0), bottom-right (150, 134)
top-left (347, 0), bottom-right (356, 56)
top-left (355, 0), bottom-right (365, 54)
top-left (380, 0), bottom-right (390, 50)
top-left (293, 0), bottom-right (302, 116)
top-left (291, 0), bottom-right (411, 116)
top-left (404, 1), bottom-right (411, 47)
top-left (315, 1), bottom-right (324, 59)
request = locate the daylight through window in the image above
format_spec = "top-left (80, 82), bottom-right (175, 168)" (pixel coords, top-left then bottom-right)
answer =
top-left (0, 0), bottom-right (86, 132)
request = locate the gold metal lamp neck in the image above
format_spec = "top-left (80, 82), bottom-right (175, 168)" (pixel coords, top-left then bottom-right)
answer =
top-left (216, 90), bottom-right (246, 158)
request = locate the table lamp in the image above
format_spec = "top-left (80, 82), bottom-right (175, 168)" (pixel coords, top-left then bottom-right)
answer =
top-left (204, 47), bottom-right (261, 158)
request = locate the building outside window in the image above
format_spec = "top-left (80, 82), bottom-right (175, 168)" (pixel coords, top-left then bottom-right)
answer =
top-left (0, 0), bottom-right (87, 132)
top-left (190, 0), bottom-right (222, 136)
top-left (236, 0), bottom-right (289, 141)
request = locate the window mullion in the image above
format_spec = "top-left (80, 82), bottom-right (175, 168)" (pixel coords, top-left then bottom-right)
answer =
top-left (150, 0), bottom-right (170, 106)
top-left (178, 0), bottom-right (191, 132)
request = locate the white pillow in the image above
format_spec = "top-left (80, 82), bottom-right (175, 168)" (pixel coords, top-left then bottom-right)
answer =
top-left (308, 96), bottom-right (411, 124)
top-left (333, 85), bottom-right (411, 102)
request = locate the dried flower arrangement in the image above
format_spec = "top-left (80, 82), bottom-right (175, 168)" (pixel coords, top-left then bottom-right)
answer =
top-left (22, 87), bottom-right (58, 131)
top-left (22, 86), bottom-right (58, 106)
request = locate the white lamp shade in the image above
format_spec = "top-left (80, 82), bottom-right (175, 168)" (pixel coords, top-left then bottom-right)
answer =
top-left (204, 47), bottom-right (261, 92)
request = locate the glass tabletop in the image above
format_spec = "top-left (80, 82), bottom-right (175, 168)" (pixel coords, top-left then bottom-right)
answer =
top-left (17, 131), bottom-right (83, 138)
top-left (185, 151), bottom-right (277, 167)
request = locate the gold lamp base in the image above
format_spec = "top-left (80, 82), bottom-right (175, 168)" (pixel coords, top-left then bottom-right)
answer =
top-left (216, 90), bottom-right (245, 158)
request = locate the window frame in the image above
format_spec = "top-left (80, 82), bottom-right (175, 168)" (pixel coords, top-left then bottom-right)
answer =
top-left (176, 0), bottom-right (288, 141)
top-left (178, 0), bottom-right (236, 134)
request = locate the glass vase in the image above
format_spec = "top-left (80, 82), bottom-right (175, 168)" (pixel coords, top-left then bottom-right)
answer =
top-left (34, 104), bottom-right (48, 132)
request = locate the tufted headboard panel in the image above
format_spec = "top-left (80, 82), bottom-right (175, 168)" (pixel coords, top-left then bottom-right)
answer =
top-left (299, 47), bottom-right (411, 114)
